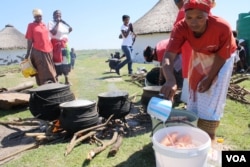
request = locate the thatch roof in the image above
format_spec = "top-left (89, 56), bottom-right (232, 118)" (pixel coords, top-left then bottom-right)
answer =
top-left (133, 0), bottom-right (179, 35)
top-left (0, 24), bottom-right (26, 50)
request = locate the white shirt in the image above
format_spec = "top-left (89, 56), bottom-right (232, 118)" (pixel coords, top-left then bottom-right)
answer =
top-left (121, 24), bottom-right (134, 46)
top-left (48, 21), bottom-right (70, 65)
top-left (48, 21), bottom-right (69, 40)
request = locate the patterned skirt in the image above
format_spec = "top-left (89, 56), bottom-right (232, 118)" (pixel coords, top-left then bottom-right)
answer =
top-left (187, 53), bottom-right (236, 121)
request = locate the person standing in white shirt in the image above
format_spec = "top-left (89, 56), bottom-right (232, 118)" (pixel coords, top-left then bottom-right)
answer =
top-left (115, 15), bottom-right (136, 76)
top-left (48, 10), bottom-right (73, 85)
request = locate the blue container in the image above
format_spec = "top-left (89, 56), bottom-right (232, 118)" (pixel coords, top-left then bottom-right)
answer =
top-left (147, 97), bottom-right (172, 122)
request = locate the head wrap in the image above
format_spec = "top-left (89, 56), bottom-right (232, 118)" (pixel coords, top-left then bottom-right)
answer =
top-left (183, 0), bottom-right (213, 13)
top-left (32, 9), bottom-right (42, 17)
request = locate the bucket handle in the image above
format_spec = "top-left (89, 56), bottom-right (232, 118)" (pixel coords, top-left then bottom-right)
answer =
top-left (164, 120), bottom-right (195, 127)
top-left (150, 120), bottom-right (195, 137)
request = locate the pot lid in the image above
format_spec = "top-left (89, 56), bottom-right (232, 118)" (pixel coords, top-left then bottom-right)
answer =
top-left (28, 83), bottom-right (69, 92)
top-left (98, 91), bottom-right (128, 97)
top-left (59, 99), bottom-right (95, 108)
top-left (143, 86), bottom-right (162, 92)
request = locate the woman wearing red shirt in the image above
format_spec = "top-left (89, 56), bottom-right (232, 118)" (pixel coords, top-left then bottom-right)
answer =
top-left (25, 9), bottom-right (57, 86)
top-left (161, 0), bottom-right (236, 140)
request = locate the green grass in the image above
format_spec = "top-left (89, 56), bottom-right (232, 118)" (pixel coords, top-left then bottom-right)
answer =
top-left (1, 50), bottom-right (250, 166)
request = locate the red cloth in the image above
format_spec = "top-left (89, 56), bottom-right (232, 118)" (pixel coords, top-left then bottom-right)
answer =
top-left (51, 38), bottom-right (68, 63)
top-left (25, 22), bottom-right (52, 53)
top-left (174, 7), bottom-right (185, 25)
top-left (188, 52), bottom-right (215, 91)
top-left (181, 42), bottom-right (192, 78)
top-left (174, 7), bottom-right (192, 78)
top-left (155, 39), bottom-right (169, 62)
top-left (184, 0), bottom-right (212, 13)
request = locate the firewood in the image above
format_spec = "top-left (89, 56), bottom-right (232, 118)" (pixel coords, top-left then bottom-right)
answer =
top-left (65, 114), bottom-right (114, 156)
top-left (108, 134), bottom-right (123, 157)
top-left (231, 77), bottom-right (249, 84)
top-left (25, 133), bottom-right (46, 137)
top-left (6, 81), bottom-right (34, 92)
top-left (36, 135), bottom-right (47, 140)
top-left (65, 131), bottom-right (96, 156)
top-left (87, 131), bottom-right (118, 160)
top-left (0, 121), bottom-right (41, 126)
top-left (93, 135), bottom-right (104, 146)
top-left (108, 126), bottom-right (125, 157)
top-left (65, 127), bottom-right (106, 156)
top-left (73, 114), bottom-right (114, 137)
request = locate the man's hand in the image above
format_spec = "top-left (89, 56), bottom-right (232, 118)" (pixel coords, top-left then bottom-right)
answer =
top-left (160, 81), bottom-right (177, 102)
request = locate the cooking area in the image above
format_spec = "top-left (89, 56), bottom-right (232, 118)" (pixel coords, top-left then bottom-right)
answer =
top-left (0, 79), bottom-right (234, 167)
top-left (0, 81), bottom-right (154, 164)
top-left (0, 0), bottom-right (250, 165)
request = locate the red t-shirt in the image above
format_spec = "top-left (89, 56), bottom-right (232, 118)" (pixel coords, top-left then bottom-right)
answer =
top-left (173, 8), bottom-right (217, 78)
top-left (167, 15), bottom-right (237, 59)
top-left (174, 8), bottom-right (191, 78)
top-left (156, 39), bottom-right (169, 62)
top-left (174, 7), bottom-right (185, 25)
top-left (25, 22), bottom-right (52, 53)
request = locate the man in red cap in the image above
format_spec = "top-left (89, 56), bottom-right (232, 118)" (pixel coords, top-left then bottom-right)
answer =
top-left (161, 0), bottom-right (236, 140)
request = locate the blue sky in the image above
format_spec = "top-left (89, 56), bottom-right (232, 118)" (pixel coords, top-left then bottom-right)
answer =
top-left (0, 0), bottom-right (249, 50)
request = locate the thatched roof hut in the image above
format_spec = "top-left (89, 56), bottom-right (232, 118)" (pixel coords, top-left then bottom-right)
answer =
top-left (134, 0), bottom-right (178, 34)
top-left (0, 24), bottom-right (26, 65)
top-left (132, 0), bottom-right (178, 62)
top-left (0, 24), bottom-right (26, 50)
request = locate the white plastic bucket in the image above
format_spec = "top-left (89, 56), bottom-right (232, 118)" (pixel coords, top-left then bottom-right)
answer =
top-left (151, 109), bottom-right (198, 134)
top-left (152, 126), bottom-right (211, 167)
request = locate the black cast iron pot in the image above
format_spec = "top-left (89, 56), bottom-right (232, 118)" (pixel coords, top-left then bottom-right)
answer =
top-left (28, 83), bottom-right (75, 121)
top-left (97, 91), bottom-right (131, 119)
top-left (141, 86), bottom-right (161, 113)
top-left (59, 99), bottom-right (99, 133)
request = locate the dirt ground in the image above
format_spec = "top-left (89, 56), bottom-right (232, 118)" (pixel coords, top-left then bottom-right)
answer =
top-left (0, 124), bottom-right (37, 165)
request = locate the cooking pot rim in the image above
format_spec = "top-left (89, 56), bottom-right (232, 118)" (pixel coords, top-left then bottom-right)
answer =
top-left (98, 91), bottom-right (128, 98)
top-left (59, 99), bottom-right (96, 108)
top-left (28, 83), bottom-right (69, 92)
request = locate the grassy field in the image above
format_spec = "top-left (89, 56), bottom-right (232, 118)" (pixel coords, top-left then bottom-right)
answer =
top-left (1, 49), bottom-right (250, 167)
